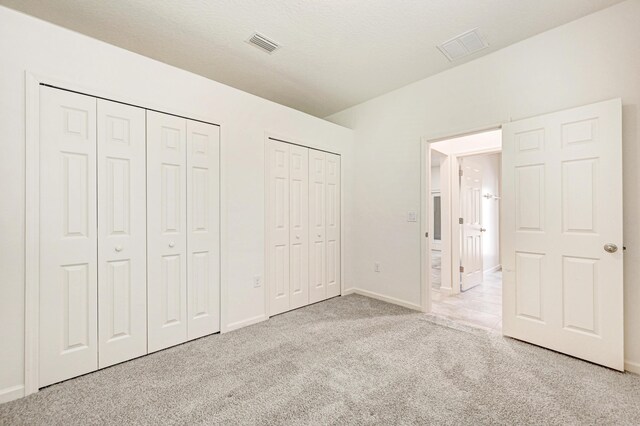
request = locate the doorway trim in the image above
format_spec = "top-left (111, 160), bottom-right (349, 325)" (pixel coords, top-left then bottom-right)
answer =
top-left (420, 125), bottom-right (502, 313)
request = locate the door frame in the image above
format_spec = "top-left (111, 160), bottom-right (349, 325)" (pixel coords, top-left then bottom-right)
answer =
top-left (263, 133), bottom-right (344, 318)
top-left (420, 125), bottom-right (502, 313)
top-left (24, 71), bottom-right (222, 397)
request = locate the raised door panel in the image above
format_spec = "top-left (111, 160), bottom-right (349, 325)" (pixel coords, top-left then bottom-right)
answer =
top-left (325, 153), bottom-right (341, 298)
top-left (308, 150), bottom-right (326, 304)
top-left (147, 111), bottom-right (188, 352)
top-left (268, 140), bottom-right (290, 315)
top-left (39, 86), bottom-right (98, 386)
top-left (187, 120), bottom-right (220, 339)
top-left (515, 252), bottom-right (545, 322)
top-left (289, 145), bottom-right (309, 309)
top-left (97, 99), bottom-right (147, 368)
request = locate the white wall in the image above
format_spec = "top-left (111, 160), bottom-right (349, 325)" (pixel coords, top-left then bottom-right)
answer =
top-left (464, 153), bottom-right (501, 272)
top-left (327, 0), bottom-right (640, 369)
top-left (430, 165), bottom-right (441, 191)
top-left (0, 6), bottom-right (354, 401)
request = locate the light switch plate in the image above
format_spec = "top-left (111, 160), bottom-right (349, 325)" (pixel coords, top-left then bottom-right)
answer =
top-left (407, 211), bottom-right (417, 222)
top-left (253, 275), bottom-right (262, 288)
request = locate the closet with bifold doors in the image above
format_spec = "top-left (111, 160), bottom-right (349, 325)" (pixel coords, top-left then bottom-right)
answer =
top-left (38, 85), bottom-right (220, 388)
top-left (267, 138), bottom-right (341, 316)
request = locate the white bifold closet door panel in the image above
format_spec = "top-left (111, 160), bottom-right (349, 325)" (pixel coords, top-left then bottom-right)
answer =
top-left (97, 99), bottom-right (147, 368)
top-left (39, 86), bottom-right (98, 387)
top-left (325, 153), bottom-right (341, 299)
top-left (186, 120), bottom-right (220, 339)
top-left (289, 145), bottom-right (309, 310)
top-left (146, 111), bottom-right (188, 353)
top-left (308, 150), bottom-right (327, 304)
top-left (268, 139), bottom-right (310, 315)
top-left (268, 140), bottom-right (291, 315)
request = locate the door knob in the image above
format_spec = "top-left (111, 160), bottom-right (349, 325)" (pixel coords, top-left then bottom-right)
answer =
top-left (296, 234), bottom-right (300, 239)
top-left (169, 242), bottom-right (175, 248)
top-left (480, 228), bottom-right (487, 232)
top-left (115, 246), bottom-right (123, 252)
top-left (317, 234), bottom-right (322, 238)
top-left (604, 243), bottom-right (618, 253)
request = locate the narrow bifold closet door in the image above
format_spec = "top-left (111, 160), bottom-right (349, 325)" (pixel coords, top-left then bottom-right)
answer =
top-left (267, 140), bottom-right (290, 315)
top-left (186, 120), bottom-right (220, 339)
top-left (39, 86), bottom-right (98, 387)
top-left (289, 145), bottom-right (310, 310)
top-left (97, 99), bottom-right (147, 368)
top-left (502, 99), bottom-right (623, 370)
top-left (147, 111), bottom-right (220, 352)
top-left (147, 111), bottom-right (188, 352)
top-left (308, 150), bottom-right (327, 304)
top-left (309, 151), bottom-right (341, 303)
top-left (325, 153), bottom-right (341, 299)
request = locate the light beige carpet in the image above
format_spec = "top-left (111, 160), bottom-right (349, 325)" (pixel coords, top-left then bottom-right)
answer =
top-left (1, 294), bottom-right (639, 425)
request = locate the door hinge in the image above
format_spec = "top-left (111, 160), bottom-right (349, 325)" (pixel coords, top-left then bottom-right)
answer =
top-left (459, 217), bottom-right (464, 225)
top-left (459, 168), bottom-right (463, 177)
top-left (459, 266), bottom-right (465, 273)
top-left (425, 232), bottom-right (429, 238)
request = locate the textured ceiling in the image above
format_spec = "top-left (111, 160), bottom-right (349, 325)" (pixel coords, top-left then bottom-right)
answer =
top-left (0, 0), bottom-right (624, 117)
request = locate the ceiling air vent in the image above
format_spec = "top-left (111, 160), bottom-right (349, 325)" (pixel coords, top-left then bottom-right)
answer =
top-left (437, 28), bottom-right (488, 62)
top-left (247, 32), bottom-right (280, 54)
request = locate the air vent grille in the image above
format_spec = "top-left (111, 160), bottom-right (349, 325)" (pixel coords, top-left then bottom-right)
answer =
top-left (247, 32), bottom-right (280, 53)
top-left (437, 28), bottom-right (488, 62)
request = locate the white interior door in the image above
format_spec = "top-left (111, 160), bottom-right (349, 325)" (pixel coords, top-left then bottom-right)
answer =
top-left (502, 99), bottom-right (623, 370)
top-left (97, 99), bottom-right (147, 368)
top-left (267, 139), bottom-right (290, 315)
top-left (325, 153), bottom-right (341, 299)
top-left (186, 119), bottom-right (220, 339)
top-left (39, 86), bottom-right (98, 386)
top-left (289, 144), bottom-right (309, 310)
top-left (147, 111), bottom-right (188, 352)
top-left (308, 150), bottom-right (327, 304)
top-left (460, 158), bottom-right (484, 291)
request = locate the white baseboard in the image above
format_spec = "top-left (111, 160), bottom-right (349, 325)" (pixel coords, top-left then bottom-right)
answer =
top-left (435, 286), bottom-right (455, 296)
top-left (625, 360), bottom-right (640, 374)
top-left (484, 264), bottom-right (502, 274)
top-left (0, 384), bottom-right (25, 403)
top-left (224, 314), bottom-right (267, 333)
top-left (344, 288), bottom-right (422, 311)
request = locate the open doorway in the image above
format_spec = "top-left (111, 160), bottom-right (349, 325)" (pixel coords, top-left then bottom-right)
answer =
top-left (419, 100), bottom-right (623, 369)
top-left (427, 129), bottom-right (502, 331)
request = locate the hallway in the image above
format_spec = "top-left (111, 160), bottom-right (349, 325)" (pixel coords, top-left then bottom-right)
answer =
top-left (432, 271), bottom-right (502, 332)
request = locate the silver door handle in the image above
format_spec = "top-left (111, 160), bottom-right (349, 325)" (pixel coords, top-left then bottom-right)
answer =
top-left (169, 242), bottom-right (175, 248)
top-left (604, 243), bottom-right (618, 253)
top-left (115, 246), bottom-right (123, 252)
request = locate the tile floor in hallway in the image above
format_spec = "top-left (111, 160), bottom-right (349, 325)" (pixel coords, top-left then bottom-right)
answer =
top-left (431, 270), bottom-right (503, 332)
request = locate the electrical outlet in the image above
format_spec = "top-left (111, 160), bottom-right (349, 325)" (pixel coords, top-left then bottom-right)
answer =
top-left (374, 262), bottom-right (381, 273)
top-left (253, 275), bottom-right (262, 288)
